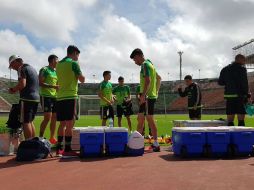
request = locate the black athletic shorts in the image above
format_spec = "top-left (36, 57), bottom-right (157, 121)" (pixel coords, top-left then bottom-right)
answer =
top-left (20, 100), bottom-right (38, 123)
top-left (139, 98), bottom-right (156, 115)
top-left (100, 105), bottom-right (114, 120)
top-left (226, 98), bottom-right (246, 115)
top-left (189, 108), bottom-right (202, 119)
top-left (116, 104), bottom-right (133, 117)
top-left (40, 96), bottom-right (57, 113)
top-left (56, 99), bottom-right (78, 121)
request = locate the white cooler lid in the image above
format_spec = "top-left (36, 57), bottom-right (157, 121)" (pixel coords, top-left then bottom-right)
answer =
top-left (205, 126), bottom-right (230, 132)
top-left (184, 120), bottom-right (226, 124)
top-left (229, 127), bottom-right (254, 132)
top-left (172, 127), bottom-right (206, 132)
top-left (104, 127), bottom-right (128, 132)
top-left (79, 127), bottom-right (105, 133)
top-left (73, 127), bottom-right (88, 131)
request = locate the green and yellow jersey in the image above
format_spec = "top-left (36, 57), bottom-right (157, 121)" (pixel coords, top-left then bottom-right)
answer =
top-left (113, 85), bottom-right (130, 105)
top-left (140, 59), bottom-right (157, 99)
top-left (39, 66), bottom-right (57, 98)
top-left (56, 57), bottom-right (82, 100)
top-left (99, 80), bottom-right (113, 107)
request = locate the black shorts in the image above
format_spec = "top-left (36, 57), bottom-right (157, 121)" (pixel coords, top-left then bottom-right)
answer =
top-left (100, 105), bottom-right (114, 120)
top-left (116, 104), bottom-right (133, 117)
top-left (40, 96), bottom-right (57, 113)
top-left (20, 100), bottom-right (38, 123)
top-left (56, 99), bottom-right (78, 121)
top-left (189, 108), bottom-right (202, 119)
top-left (139, 98), bottom-right (156, 115)
top-left (226, 98), bottom-right (246, 115)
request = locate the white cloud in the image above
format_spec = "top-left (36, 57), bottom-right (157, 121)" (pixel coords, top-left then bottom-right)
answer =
top-left (0, 0), bottom-right (97, 42)
top-left (1, 0), bottom-right (254, 84)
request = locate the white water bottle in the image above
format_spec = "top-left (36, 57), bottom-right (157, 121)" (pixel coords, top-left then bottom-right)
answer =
top-left (109, 118), bottom-right (114, 127)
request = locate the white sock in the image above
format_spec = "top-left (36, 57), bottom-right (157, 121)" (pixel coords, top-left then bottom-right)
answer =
top-left (153, 140), bottom-right (159, 147)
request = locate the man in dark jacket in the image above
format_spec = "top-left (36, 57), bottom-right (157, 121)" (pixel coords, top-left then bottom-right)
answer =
top-left (218, 54), bottom-right (250, 126)
top-left (178, 75), bottom-right (202, 120)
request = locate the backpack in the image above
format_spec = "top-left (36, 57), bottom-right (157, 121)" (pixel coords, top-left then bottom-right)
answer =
top-left (6, 104), bottom-right (22, 130)
top-left (16, 137), bottom-right (52, 161)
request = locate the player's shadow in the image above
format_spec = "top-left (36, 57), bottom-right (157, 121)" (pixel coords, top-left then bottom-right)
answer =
top-left (160, 153), bottom-right (251, 162)
top-left (0, 156), bottom-right (59, 169)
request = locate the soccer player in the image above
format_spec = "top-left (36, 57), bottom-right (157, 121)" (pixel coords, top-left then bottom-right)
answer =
top-left (178, 75), bottom-right (202, 120)
top-left (98, 71), bottom-right (114, 126)
top-left (218, 54), bottom-right (250, 126)
top-left (56, 45), bottom-right (85, 158)
top-left (8, 55), bottom-right (40, 139)
top-left (113, 76), bottom-right (133, 131)
top-left (39, 54), bottom-right (59, 144)
top-left (130, 48), bottom-right (161, 152)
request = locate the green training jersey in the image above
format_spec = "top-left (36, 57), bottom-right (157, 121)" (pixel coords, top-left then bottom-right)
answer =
top-left (39, 66), bottom-right (57, 98)
top-left (56, 57), bottom-right (82, 100)
top-left (113, 85), bottom-right (130, 105)
top-left (99, 81), bottom-right (113, 107)
top-left (140, 59), bottom-right (157, 99)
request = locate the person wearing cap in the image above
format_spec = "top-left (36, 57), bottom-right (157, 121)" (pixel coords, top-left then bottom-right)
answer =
top-left (39, 54), bottom-right (59, 144)
top-left (8, 55), bottom-right (40, 139)
top-left (218, 54), bottom-right (251, 126)
top-left (55, 45), bottom-right (85, 158)
top-left (130, 48), bottom-right (161, 152)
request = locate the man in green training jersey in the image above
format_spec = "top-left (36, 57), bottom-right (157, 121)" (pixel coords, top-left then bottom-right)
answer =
top-left (56, 45), bottom-right (85, 158)
top-left (98, 71), bottom-right (114, 126)
top-left (130, 48), bottom-right (161, 152)
top-left (113, 76), bottom-right (133, 131)
top-left (39, 54), bottom-right (59, 144)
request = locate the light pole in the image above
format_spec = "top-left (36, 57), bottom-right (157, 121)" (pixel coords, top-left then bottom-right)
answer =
top-left (178, 51), bottom-right (184, 82)
top-left (93, 74), bottom-right (96, 84)
top-left (198, 69), bottom-right (201, 81)
top-left (167, 72), bottom-right (170, 81)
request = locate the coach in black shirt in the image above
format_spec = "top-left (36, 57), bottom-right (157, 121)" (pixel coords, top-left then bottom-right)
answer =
top-left (218, 54), bottom-right (250, 126)
top-left (9, 55), bottom-right (40, 139)
top-left (178, 75), bottom-right (202, 120)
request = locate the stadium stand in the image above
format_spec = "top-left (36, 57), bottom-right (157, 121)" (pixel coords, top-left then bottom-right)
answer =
top-left (0, 96), bottom-right (11, 112)
top-left (0, 73), bottom-right (254, 114)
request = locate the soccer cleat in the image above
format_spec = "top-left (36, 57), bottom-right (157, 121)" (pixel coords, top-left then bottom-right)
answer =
top-left (151, 141), bottom-right (161, 152)
top-left (62, 150), bottom-right (79, 159)
top-left (56, 149), bottom-right (64, 157)
top-left (152, 145), bottom-right (161, 152)
top-left (49, 138), bottom-right (57, 145)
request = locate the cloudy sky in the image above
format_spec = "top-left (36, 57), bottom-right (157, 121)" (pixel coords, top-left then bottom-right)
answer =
top-left (0, 0), bottom-right (254, 83)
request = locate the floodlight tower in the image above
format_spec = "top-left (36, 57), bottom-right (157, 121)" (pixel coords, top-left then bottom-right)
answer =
top-left (178, 51), bottom-right (184, 82)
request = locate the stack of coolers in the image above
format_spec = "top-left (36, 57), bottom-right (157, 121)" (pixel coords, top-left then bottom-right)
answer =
top-left (172, 126), bottom-right (254, 158)
top-left (76, 127), bottom-right (143, 158)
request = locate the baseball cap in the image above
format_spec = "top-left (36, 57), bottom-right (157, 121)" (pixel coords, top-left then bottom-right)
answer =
top-left (9, 55), bottom-right (22, 64)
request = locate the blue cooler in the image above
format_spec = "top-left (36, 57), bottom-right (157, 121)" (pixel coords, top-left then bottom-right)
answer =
top-left (206, 127), bottom-right (230, 156)
top-left (127, 131), bottom-right (144, 156)
top-left (105, 127), bottom-right (128, 156)
top-left (172, 127), bottom-right (206, 157)
top-left (230, 127), bottom-right (254, 156)
top-left (79, 127), bottom-right (104, 157)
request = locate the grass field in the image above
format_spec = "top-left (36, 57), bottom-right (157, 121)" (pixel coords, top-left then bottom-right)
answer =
top-left (0, 114), bottom-right (253, 139)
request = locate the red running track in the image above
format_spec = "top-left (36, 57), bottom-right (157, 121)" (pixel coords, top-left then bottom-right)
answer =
top-left (0, 149), bottom-right (254, 190)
